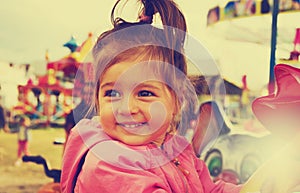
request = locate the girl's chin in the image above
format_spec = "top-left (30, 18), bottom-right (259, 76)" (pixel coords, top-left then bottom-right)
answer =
top-left (117, 135), bottom-right (152, 146)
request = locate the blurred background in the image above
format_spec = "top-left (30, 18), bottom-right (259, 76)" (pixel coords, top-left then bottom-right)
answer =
top-left (0, 0), bottom-right (299, 192)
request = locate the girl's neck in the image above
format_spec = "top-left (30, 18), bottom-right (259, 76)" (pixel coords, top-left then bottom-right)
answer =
top-left (151, 130), bottom-right (175, 147)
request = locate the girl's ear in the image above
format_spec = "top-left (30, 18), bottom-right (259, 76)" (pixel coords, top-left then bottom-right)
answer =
top-left (172, 97), bottom-right (182, 125)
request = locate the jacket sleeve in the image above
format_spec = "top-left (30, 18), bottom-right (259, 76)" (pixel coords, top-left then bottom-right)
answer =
top-left (195, 157), bottom-right (243, 193)
top-left (74, 150), bottom-right (169, 193)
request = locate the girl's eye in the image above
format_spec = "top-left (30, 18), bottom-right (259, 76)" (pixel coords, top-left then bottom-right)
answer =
top-left (104, 90), bottom-right (121, 97)
top-left (138, 90), bottom-right (155, 97)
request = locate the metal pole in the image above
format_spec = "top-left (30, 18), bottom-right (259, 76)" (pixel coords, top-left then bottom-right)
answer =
top-left (269, 0), bottom-right (279, 94)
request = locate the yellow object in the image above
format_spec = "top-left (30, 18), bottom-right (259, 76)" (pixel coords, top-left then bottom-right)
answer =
top-left (37, 182), bottom-right (61, 193)
top-left (45, 49), bottom-right (49, 62)
top-left (68, 33), bottom-right (94, 62)
top-left (241, 137), bottom-right (300, 193)
top-left (240, 158), bottom-right (271, 193)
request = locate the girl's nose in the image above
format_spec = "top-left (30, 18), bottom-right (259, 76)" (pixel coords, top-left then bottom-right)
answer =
top-left (116, 97), bottom-right (139, 115)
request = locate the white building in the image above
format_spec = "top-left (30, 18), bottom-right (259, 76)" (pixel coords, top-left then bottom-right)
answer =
top-left (0, 61), bottom-right (31, 109)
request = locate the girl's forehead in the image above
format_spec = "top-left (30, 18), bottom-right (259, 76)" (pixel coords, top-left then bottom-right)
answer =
top-left (101, 60), bottom-right (165, 84)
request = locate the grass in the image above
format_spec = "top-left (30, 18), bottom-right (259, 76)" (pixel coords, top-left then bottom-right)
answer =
top-left (0, 127), bottom-right (65, 193)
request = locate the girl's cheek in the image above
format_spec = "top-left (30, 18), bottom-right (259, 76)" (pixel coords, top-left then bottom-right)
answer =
top-left (148, 101), bottom-right (168, 132)
top-left (98, 103), bottom-right (112, 117)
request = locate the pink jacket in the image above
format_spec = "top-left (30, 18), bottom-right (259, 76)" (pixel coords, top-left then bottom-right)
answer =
top-left (61, 119), bottom-right (242, 193)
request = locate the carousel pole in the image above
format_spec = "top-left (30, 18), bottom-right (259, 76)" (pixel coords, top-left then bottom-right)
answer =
top-left (269, 0), bottom-right (279, 94)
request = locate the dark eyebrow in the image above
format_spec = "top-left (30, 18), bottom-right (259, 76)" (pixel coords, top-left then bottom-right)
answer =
top-left (100, 82), bottom-right (115, 89)
top-left (137, 82), bottom-right (162, 90)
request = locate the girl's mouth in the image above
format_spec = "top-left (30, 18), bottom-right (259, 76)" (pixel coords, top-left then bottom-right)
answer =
top-left (117, 122), bottom-right (161, 135)
top-left (117, 122), bottom-right (152, 135)
top-left (117, 122), bottom-right (147, 129)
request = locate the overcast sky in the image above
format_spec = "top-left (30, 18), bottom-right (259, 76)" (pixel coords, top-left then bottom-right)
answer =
top-left (0, 0), bottom-right (116, 64)
top-left (1, 0), bottom-right (299, 90)
top-left (0, 0), bottom-right (211, 64)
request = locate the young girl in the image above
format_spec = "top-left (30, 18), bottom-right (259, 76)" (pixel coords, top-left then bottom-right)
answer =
top-left (61, 0), bottom-right (241, 192)
top-left (15, 115), bottom-right (31, 166)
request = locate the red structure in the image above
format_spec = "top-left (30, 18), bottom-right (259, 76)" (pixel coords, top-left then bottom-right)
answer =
top-left (279, 28), bottom-right (300, 65)
top-left (12, 33), bottom-right (94, 127)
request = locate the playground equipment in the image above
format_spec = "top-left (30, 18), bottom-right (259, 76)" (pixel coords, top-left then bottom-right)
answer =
top-left (193, 101), bottom-right (271, 184)
top-left (204, 0), bottom-right (300, 91)
top-left (22, 155), bottom-right (61, 193)
top-left (11, 33), bottom-right (94, 128)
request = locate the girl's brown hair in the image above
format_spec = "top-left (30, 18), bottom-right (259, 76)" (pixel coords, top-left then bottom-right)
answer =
top-left (88, 0), bottom-right (197, 133)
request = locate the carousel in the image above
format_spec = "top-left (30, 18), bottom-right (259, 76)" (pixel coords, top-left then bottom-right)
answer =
top-left (204, 0), bottom-right (300, 91)
top-left (11, 33), bottom-right (94, 128)
top-left (199, 0), bottom-right (300, 185)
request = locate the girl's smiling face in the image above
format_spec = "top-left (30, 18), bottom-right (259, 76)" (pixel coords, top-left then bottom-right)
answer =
top-left (98, 61), bottom-right (177, 146)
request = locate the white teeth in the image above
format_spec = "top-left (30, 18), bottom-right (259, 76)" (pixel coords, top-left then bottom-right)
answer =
top-left (119, 123), bottom-right (144, 128)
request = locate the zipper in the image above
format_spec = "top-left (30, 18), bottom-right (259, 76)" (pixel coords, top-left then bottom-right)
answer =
top-left (171, 157), bottom-right (189, 193)
top-left (159, 142), bottom-right (190, 193)
top-left (172, 158), bottom-right (190, 176)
